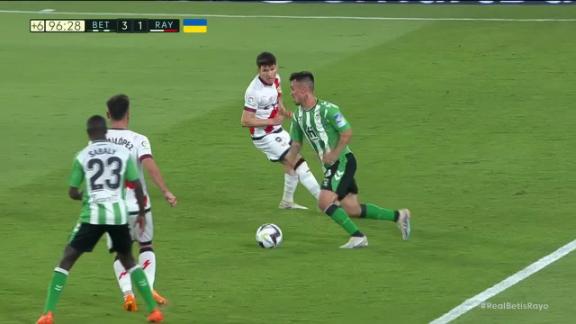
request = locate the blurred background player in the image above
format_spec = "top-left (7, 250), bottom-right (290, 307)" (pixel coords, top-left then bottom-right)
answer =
top-left (106, 94), bottom-right (177, 311)
top-left (241, 52), bottom-right (320, 209)
top-left (37, 115), bottom-right (162, 324)
top-left (287, 71), bottom-right (411, 248)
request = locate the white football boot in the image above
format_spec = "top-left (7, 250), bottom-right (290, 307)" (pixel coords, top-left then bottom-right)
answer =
top-left (278, 200), bottom-right (308, 210)
top-left (339, 235), bottom-right (369, 249)
top-left (397, 209), bottom-right (411, 240)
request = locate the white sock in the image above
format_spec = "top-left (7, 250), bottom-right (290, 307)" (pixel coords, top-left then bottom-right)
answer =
top-left (282, 173), bottom-right (298, 202)
top-left (295, 161), bottom-right (321, 200)
top-left (113, 259), bottom-right (133, 296)
top-left (139, 250), bottom-right (156, 289)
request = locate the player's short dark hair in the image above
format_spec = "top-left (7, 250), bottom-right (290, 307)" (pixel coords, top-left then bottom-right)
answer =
top-left (107, 94), bottom-right (130, 120)
top-left (87, 115), bottom-right (107, 135)
top-left (256, 52), bottom-right (277, 67)
top-left (289, 71), bottom-right (315, 90)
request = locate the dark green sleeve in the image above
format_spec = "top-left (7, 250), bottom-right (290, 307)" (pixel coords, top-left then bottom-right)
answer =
top-left (68, 158), bottom-right (84, 187)
top-left (125, 157), bottom-right (139, 182)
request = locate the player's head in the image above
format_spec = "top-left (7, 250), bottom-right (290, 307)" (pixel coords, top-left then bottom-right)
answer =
top-left (86, 115), bottom-right (107, 140)
top-left (289, 71), bottom-right (315, 105)
top-left (256, 51), bottom-right (277, 85)
top-left (106, 94), bottom-right (130, 122)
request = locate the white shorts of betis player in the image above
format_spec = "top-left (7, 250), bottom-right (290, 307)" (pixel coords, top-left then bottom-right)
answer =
top-left (106, 210), bottom-right (154, 250)
top-left (252, 129), bottom-right (291, 162)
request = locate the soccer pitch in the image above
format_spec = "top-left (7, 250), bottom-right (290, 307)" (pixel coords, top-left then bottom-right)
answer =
top-left (1, 1), bottom-right (576, 323)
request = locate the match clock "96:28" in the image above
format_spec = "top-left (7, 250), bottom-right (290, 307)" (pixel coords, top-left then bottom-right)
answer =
top-left (30, 19), bottom-right (180, 33)
top-left (30, 20), bottom-right (85, 32)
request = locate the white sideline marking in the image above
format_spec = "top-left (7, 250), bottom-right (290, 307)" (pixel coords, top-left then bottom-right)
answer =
top-left (0, 9), bottom-right (575, 22)
top-left (430, 239), bottom-right (576, 324)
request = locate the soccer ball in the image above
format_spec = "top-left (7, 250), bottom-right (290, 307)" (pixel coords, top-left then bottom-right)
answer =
top-left (256, 223), bottom-right (283, 248)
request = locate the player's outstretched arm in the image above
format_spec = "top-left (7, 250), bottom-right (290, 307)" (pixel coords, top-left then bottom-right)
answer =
top-left (142, 158), bottom-right (177, 207)
top-left (68, 187), bottom-right (82, 200)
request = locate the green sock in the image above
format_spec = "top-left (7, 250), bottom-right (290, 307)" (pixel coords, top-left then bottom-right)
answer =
top-left (362, 203), bottom-right (396, 221)
top-left (130, 267), bottom-right (157, 313)
top-left (43, 268), bottom-right (69, 313)
top-left (326, 205), bottom-right (360, 235)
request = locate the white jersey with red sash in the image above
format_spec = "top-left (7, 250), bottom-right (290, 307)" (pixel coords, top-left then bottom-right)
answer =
top-left (106, 129), bottom-right (152, 212)
top-left (243, 74), bottom-right (282, 139)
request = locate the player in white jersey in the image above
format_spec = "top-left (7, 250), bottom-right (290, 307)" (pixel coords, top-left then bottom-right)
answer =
top-left (241, 52), bottom-right (320, 209)
top-left (105, 94), bottom-right (177, 311)
top-left (36, 115), bottom-right (163, 324)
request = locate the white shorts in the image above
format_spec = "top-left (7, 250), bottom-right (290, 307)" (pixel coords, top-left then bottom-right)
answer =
top-left (106, 209), bottom-right (154, 251)
top-left (252, 129), bottom-right (291, 162)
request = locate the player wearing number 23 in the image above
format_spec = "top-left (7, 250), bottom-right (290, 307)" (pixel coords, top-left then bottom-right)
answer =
top-left (36, 115), bottom-right (163, 324)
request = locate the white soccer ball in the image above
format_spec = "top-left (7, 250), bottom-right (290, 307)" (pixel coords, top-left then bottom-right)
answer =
top-left (256, 223), bottom-right (283, 248)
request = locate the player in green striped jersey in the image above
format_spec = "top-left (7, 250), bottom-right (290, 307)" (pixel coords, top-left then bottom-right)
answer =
top-left (287, 71), bottom-right (411, 248)
top-left (36, 116), bottom-right (163, 324)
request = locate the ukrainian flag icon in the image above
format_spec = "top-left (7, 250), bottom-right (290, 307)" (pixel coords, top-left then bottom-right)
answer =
top-left (183, 19), bottom-right (207, 33)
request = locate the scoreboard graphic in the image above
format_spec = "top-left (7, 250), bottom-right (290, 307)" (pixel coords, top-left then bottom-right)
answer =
top-left (29, 19), bottom-right (194, 33)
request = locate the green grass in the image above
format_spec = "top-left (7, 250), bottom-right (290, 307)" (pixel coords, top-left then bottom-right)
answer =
top-left (1, 1), bottom-right (575, 323)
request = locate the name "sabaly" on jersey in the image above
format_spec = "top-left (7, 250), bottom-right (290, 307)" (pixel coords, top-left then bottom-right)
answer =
top-left (107, 137), bottom-right (134, 150)
top-left (88, 147), bottom-right (117, 157)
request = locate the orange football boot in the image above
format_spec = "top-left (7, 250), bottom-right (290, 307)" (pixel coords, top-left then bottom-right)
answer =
top-left (124, 294), bottom-right (138, 312)
top-left (36, 312), bottom-right (53, 324)
top-left (147, 309), bottom-right (164, 323)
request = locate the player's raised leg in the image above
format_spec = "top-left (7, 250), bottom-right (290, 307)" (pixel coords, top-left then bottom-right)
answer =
top-left (360, 204), bottom-right (410, 240)
top-left (340, 194), bottom-right (411, 240)
top-left (340, 194), bottom-right (410, 240)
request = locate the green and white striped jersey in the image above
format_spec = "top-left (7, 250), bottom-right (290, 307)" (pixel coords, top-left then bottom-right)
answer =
top-left (290, 99), bottom-right (352, 163)
top-left (69, 140), bottom-right (139, 225)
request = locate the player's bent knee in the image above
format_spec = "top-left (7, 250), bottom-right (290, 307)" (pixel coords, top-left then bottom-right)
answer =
top-left (344, 205), bottom-right (362, 217)
top-left (318, 191), bottom-right (337, 211)
top-left (318, 199), bottom-right (331, 212)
